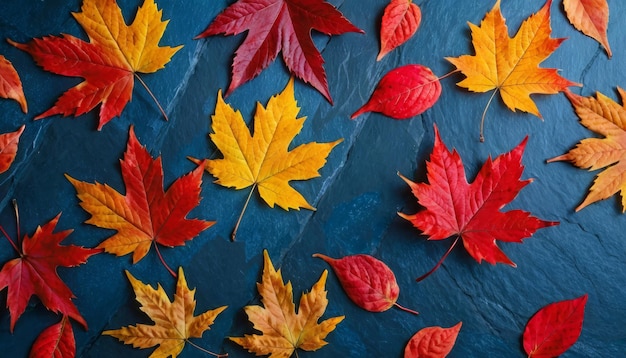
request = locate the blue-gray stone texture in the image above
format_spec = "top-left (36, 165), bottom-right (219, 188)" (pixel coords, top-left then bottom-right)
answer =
top-left (0, 0), bottom-right (625, 357)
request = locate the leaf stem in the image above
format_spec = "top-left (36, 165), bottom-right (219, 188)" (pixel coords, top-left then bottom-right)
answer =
top-left (153, 242), bottom-right (177, 278)
top-left (185, 339), bottom-right (228, 357)
top-left (12, 199), bottom-right (20, 246)
top-left (134, 73), bottom-right (169, 121)
top-left (0, 224), bottom-right (18, 254)
top-left (437, 69), bottom-right (460, 81)
top-left (416, 236), bottom-right (460, 282)
top-left (231, 183), bottom-right (257, 241)
top-left (480, 89), bottom-right (499, 143)
top-left (393, 302), bottom-right (419, 315)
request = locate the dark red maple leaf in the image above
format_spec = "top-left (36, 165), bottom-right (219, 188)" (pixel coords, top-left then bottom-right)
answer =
top-left (399, 125), bottom-right (557, 280)
top-left (196, 0), bottom-right (364, 103)
top-left (0, 214), bottom-right (99, 331)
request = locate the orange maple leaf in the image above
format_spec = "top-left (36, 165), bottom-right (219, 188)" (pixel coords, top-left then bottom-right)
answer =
top-left (9, 0), bottom-right (181, 129)
top-left (104, 268), bottom-right (227, 357)
top-left (548, 89), bottom-right (626, 212)
top-left (66, 127), bottom-right (213, 273)
top-left (446, 0), bottom-right (578, 141)
top-left (230, 250), bottom-right (344, 358)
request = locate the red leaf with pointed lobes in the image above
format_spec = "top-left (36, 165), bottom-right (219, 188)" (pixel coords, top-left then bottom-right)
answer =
top-left (196, 0), bottom-right (363, 103)
top-left (351, 64), bottom-right (441, 119)
top-left (399, 125), bottom-right (557, 280)
top-left (523, 294), bottom-right (587, 358)
top-left (378, 0), bottom-right (421, 61)
top-left (0, 214), bottom-right (100, 331)
top-left (0, 55), bottom-right (27, 112)
top-left (313, 253), bottom-right (417, 314)
top-left (30, 316), bottom-right (75, 358)
top-left (404, 322), bottom-right (462, 358)
top-left (0, 125), bottom-right (25, 174)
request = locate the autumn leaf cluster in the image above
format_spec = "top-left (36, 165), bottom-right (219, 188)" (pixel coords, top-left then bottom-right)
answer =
top-left (0, 0), bottom-right (618, 356)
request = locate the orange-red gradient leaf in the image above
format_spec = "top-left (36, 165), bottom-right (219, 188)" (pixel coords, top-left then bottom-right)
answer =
top-left (0, 125), bottom-right (25, 174)
top-left (66, 126), bottom-right (214, 264)
top-left (523, 295), bottom-right (587, 358)
top-left (378, 0), bottom-right (421, 61)
top-left (0, 55), bottom-right (27, 112)
top-left (30, 316), bottom-right (75, 358)
top-left (196, 0), bottom-right (363, 103)
top-left (404, 322), bottom-right (462, 358)
top-left (0, 214), bottom-right (99, 331)
top-left (9, 0), bottom-right (181, 129)
top-left (563, 0), bottom-right (611, 57)
top-left (351, 64), bottom-right (441, 120)
top-left (399, 125), bottom-right (557, 266)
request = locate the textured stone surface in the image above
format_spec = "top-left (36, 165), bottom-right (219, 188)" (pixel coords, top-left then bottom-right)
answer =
top-left (0, 0), bottom-right (625, 357)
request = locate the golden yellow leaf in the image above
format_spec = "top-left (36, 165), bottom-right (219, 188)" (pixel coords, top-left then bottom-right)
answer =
top-left (548, 89), bottom-right (626, 212)
top-left (446, 0), bottom-right (578, 139)
top-left (103, 268), bottom-right (227, 358)
top-left (192, 78), bottom-right (342, 239)
top-left (230, 250), bottom-right (344, 358)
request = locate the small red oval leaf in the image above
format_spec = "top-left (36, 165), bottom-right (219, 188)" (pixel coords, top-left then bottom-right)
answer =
top-left (351, 64), bottom-right (441, 120)
top-left (30, 316), bottom-right (75, 358)
top-left (523, 294), bottom-right (588, 358)
top-left (0, 125), bottom-right (25, 174)
top-left (404, 322), bottom-right (462, 358)
top-left (378, 0), bottom-right (422, 61)
top-left (313, 253), bottom-right (417, 314)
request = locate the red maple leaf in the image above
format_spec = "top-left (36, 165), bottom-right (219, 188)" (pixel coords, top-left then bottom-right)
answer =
top-left (66, 126), bottom-right (214, 276)
top-left (196, 0), bottom-right (364, 103)
top-left (0, 214), bottom-right (99, 331)
top-left (399, 125), bottom-right (557, 280)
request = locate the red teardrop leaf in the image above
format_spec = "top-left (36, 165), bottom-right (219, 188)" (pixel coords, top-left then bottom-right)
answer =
top-left (0, 125), bottom-right (24, 174)
top-left (351, 64), bottom-right (441, 119)
top-left (0, 55), bottom-right (27, 113)
top-left (313, 253), bottom-right (417, 314)
top-left (29, 316), bottom-right (75, 358)
top-left (404, 322), bottom-right (462, 358)
top-left (378, 0), bottom-right (422, 61)
top-left (523, 294), bottom-right (588, 358)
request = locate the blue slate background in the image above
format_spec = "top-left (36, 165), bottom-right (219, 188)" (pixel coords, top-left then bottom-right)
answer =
top-left (0, 0), bottom-right (625, 356)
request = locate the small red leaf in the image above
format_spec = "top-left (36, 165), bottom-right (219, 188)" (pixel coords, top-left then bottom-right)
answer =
top-left (0, 125), bottom-right (24, 174)
top-left (313, 253), bottom-right (416, 314)
top-left (378, 0), bottom-right (421, 61)
top-left (0, 55), bottom-right (27, 113)
top-left (351, 64), bottom-right (441, 119)
top-left (523, 294), bottom-right (588, 358)
top-left (404, 322), bottom-right (462, 358)
top-left (30, 316), bottom-right (75, 358)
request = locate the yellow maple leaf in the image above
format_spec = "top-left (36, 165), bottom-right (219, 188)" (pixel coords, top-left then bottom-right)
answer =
top-left (103, 268), bottom-right (227, 358)
top-left (194, 78), bottom-right (342, 240)
top-left (446, 0), bottom-right (578, 141)
top-left (230, 250), bottom-right (344, 358)
top-left (548, 89), bottom-right (626, 212)
top-left (10, 0), bottom-right (181, 128)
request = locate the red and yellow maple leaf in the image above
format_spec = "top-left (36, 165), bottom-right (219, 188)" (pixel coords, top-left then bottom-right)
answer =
top-left (398, 125), bottom-right (557, 280)
top-left (104, 268), bottom-right (227, 357)
top-left (446, 0), bottom-right (578, 141)
top-left (66, 127), bottom-right (213, 272)
top-left (548, 89), bottom-right (626, 212)
top-left (0, 214), bottom-right (99, 331)
top-left (563, 0), bottom-right (611, 57)
top-left (9, 0), bottom-right (181, 129)
top-left (196, 0), bottom-right (363, 103)
top-left (230, 250), bottom-right (344, 357)
top-left (0, 55), bottom-right (27, 112)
